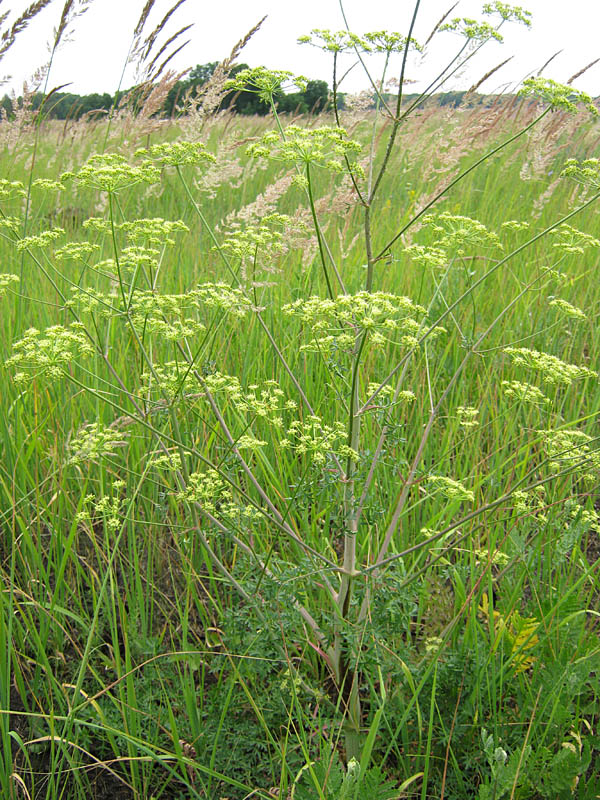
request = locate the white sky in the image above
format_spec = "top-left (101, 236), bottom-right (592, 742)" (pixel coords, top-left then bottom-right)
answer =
top-left (1, 0), bottom-right (599, 98)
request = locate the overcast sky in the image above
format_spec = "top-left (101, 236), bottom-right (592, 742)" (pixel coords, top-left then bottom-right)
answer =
top-left (0, 0), bottom-right (599, 98)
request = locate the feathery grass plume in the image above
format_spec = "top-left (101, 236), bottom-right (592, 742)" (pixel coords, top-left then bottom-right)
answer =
top-left (53, 0), bottom-right (75, 48)
top-left (53, 0), bottom-right (94, 50)
top-left (130, 0), bottom-right (192, 86)
top-left (140, 70), bottom-right (186, 117)
top-left (119, 1), bottom-right (191, 121)
top-left (0, 0), bottom-right (54, 62)
top-left (220, 174), bottom-right (293, 227)
top-left (120, 69), bottom-right (186, 139)
top-left (179, 15), bottom-right (266, 128)
top-left (519, 109), bottom-right (581, 182)
top-left (0, 80), bottom-right (39, 139)
top-left (0, 12), bottom-right (10, 36)
top-left (133, 0), bottom-right (156, 38)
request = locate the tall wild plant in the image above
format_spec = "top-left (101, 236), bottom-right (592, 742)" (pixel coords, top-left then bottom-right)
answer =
top-left (2, 1), bottom-right (600, 796)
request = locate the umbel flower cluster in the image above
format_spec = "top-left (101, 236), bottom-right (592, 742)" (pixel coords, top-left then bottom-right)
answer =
top-left (60, 143), bottom-right (216, 195)
top-left (283, 291), bottom-right (442, 352)
top-left (538, 428), bottom-right (600, 484)
top-left (128, 291), bottom-right (207, 341)
top-left (427, 474), bottom-right (475, 503)
top-left (68, 423), bottom-right (128, 465)
top-left (519, 78), bottom-right (599, 116)
top-left (247, 125), bottom-right (362, 175)
top-left (224, 67), bottom-right (308, 104)
top-left (298, 28), bottom-right (422, 54)
top-left (280, 417), bottom-right (359, 465)
top-left (503, 347), bottom-right (597, 385)
top-left (8, 324), bottom-right (94, 383)
top-left (501, 380), bottom-right (550, 406)
top-left (176, 468), bottom-right (261, 524)
top-left (67, 282), bottom-right (253, 333)
top-left (561, 158), bottom-right (600, 189)
top-left (404, 213), bottom-right (502, 270)
top-left (0, 178), bottom-right (26, 200)
top-left (62, 153), bottom-right (161, 192)
top-left (0, 273), bottom-right (19, 298)
top-left (549, 223), bottom-right (600, 255)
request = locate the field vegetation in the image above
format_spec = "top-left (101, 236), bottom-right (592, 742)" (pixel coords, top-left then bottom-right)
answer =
top-left (1, 2), bottom-right (600, 798)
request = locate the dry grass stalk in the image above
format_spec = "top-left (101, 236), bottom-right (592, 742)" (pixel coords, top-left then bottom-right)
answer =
top-left (567, 57), bottom-right (600, 85)
top-left (145, 23), bottom-right (193, 80)
top-left (139, 0), bottom-right (187, 60)
top-left (519, 110), bottom-right (580, 184)
top-left (0, 81), bottom-right (39, 149)
top-left (138, 69), bottom-right (185, 118)
top-left (134, 0), bottom-right (157, 38)
top-left (536, 50), bottom-right (563, 76)
top-left (112, 70), bottom-right (183, 141)
top-left (54, 0), bottom-right (76, 47)
top-left (148, 36), bottom-right (190, 83)
top-left (220, 173), bottom-right (294, 228)
top-left (424, 2), bottom-right (460, 47)
top-left (466, 57), bottom-right (513, 96)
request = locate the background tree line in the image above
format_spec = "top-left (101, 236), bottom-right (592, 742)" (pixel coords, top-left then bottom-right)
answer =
top-left (0, 61), bottom-right (480, 122)
top-left (0, 63), bottom-right (330, 121)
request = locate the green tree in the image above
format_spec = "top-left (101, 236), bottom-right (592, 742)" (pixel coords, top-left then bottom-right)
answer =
top-left (303, 79), bottom-right (329, 112)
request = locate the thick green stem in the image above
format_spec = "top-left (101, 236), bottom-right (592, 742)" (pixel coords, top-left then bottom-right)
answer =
top-left (364, 206), bottom-right (375, 292)
top-left (331, 329), bottom-right (368, 757)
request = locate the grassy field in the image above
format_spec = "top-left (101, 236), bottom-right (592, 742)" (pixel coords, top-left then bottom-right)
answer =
top-left (1, 72), bottom-right (600, 800)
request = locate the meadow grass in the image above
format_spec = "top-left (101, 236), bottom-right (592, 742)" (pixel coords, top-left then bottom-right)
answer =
top-left (1, 48), bottom-right (600, 800)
